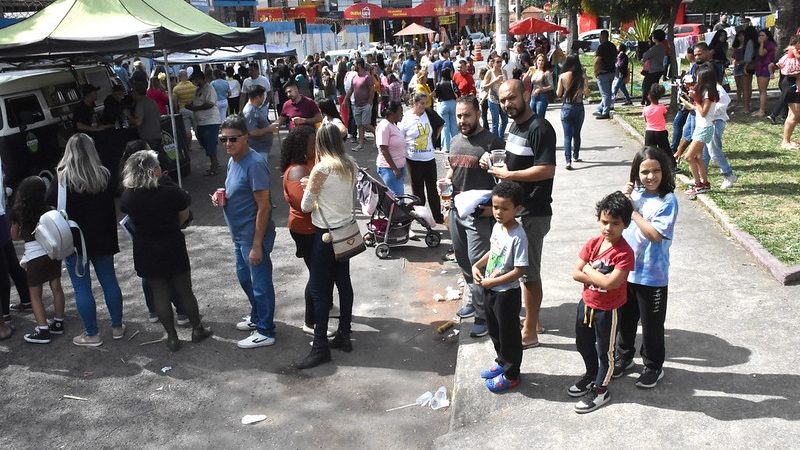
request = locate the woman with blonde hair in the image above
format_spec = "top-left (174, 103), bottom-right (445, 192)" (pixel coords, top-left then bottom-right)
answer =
top-left (48, 133), bottom-right (124, 347)
top-left (120, 150), bottom-right (212, 351)
top-left (297, 124), bottom-right (358, 369)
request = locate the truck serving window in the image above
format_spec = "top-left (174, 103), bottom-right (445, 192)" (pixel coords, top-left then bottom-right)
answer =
top-left (5, 95), bottom-right (45, 129)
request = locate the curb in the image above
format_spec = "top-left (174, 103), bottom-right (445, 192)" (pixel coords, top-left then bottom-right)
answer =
top-left (613, 113), bottom-right (800, 286)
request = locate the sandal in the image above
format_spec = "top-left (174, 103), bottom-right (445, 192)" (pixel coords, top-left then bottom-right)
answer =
top-left (486, 374), bottom-right (520, 393)
top-left (480, 363), bottom-right (504, 379)
top-left (522, 340), bottom-right (540, 349)
top-left (203, 168), bottom-right (218, 176)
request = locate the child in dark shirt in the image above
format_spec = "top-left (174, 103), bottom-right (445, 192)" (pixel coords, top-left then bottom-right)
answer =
top-left (568, 191), bottom-right (634, 413)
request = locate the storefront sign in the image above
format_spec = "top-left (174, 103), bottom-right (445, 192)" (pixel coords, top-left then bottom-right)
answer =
top-left (439, 15), bottom-right (455, 25)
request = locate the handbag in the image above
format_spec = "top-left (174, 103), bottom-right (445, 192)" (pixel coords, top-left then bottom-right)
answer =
top-left (319, 209), bottom-right (365, 261)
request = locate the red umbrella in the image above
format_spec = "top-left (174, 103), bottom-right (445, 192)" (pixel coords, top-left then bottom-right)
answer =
top-left (509, 17), bottom-right (567, 35)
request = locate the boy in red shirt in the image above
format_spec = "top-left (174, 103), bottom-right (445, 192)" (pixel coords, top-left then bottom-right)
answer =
top-left (568, 191), bottom-right (634, 413)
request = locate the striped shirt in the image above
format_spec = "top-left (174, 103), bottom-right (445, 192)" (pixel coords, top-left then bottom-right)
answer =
top-left (505, 115), bottom-right (557, 216)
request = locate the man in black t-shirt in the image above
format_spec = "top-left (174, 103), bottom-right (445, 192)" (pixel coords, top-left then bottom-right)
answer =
top-left (594, 30), bottom-right (617, 119)
top-left (446, 96), bottom-right (505, 338)
top-left (487, 80), bottom-right (556, 348)
top-left (73, 84), bottom-right (113, 133)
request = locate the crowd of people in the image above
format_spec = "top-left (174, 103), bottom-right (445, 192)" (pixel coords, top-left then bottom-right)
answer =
top-left (0, 28), bottom-right (796, 415)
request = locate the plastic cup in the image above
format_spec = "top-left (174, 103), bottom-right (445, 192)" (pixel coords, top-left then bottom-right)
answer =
top-left (437, 178), bottom-right (453, 201)
top-left (490, 149), bottom-right (506, 167)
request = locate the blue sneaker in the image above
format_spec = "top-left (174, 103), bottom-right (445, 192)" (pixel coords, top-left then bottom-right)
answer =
top-left (486, 374), bottom-right (520, 393)
top-left (469, 320), bottom-right (488, 338)
top-left (480, 363), bottom-right (503, 379)
top-left (457, 304), bottom-right (476, 318)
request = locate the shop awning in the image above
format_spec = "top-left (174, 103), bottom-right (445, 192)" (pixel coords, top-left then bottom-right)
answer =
top-left (343, 0), bottom-right (490, 21)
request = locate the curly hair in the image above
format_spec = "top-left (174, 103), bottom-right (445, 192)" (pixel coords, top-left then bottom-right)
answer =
top-left (280, 126), bottom-right (316, 173)
top-left (11, 176), bottom-right (49, 235)
top-left (595, 191), bottom-right (634, 227)
top-left (492, 181), bottom-right (524, 207)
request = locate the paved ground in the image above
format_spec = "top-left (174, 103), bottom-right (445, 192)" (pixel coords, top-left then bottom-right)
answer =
top-left (0, 133), bottom-right (462, 448)
top-left (436, 105), bottom-right (800, 448)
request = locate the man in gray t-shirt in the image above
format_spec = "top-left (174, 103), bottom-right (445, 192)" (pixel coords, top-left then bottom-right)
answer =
top-left (130, 80), bottom-right (163, 150)
top-left (241, 85), bottom-right (274, 161)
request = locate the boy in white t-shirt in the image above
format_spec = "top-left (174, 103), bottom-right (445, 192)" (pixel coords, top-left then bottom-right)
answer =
top-left (472, 181), bottom-right (528, 393)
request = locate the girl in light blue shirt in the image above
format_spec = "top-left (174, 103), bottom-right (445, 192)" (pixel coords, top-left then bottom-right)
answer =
top-left (614, 146), bottom-right (678, 388)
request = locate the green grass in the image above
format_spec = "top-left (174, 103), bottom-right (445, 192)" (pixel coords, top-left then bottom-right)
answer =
top-left (615, 105), bottom-right (800, 266)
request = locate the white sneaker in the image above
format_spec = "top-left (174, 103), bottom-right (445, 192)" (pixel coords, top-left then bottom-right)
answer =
top-left (720, 174), bottom-right (738, 190)
top-left (301, 324), bottom-right (335, 337)
top-left (236, 316), bottom-right (256, 331)
top-left (237, 331), bottom-right (275, 349)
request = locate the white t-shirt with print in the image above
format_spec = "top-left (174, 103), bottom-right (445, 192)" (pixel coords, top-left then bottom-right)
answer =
top-left (398, 110), bottom-right (434, 162)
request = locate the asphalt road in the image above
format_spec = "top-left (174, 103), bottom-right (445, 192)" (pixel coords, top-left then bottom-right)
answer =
top-left (0, 133), bottom-right (460, 449)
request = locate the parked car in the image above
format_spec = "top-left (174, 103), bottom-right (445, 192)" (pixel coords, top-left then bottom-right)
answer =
top-left (674, 23), bottom-right (707, 38)
top-left (469, 32), bottom-right (491, 47)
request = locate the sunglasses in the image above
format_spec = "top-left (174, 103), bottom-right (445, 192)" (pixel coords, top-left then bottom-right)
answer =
top-left (218, 134), bottom-right (245, 143)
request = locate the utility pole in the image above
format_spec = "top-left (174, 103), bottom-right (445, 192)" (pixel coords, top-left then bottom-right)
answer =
top-left (495, 0), bottom-right (509, 54)
top-left (515, 0), bottom-right (522, 21)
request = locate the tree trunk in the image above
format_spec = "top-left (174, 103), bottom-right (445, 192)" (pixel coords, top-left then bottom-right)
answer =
top-left (566, 7), bottom-right (578, 55)
top-left (496, 0), bottom-right (510, 54)
top-left (772, 0), bottom-right (799, 52)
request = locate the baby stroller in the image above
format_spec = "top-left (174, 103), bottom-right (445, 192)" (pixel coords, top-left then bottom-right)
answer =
top-left (357, 168), bottom-right (441, 259)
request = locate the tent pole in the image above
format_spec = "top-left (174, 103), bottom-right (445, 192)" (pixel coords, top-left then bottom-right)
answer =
top-left (163, 50), bottom-right (183, 188)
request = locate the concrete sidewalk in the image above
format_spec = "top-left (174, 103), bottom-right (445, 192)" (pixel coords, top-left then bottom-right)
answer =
top-left (436, 105), bottom-right (800, 449)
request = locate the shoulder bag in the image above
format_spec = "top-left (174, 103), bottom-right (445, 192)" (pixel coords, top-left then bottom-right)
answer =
top-left (318, 208), bottom-right (365, 261)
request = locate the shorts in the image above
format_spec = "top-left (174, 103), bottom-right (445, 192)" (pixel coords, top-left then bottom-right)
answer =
top-left (520, 214), bottom-right (551, 284)
top-left (25, 255), bottom-right (61, 286)
top-left (691, 124), bottom-right (714, 144)
top-left (787, 89), bottom-right (800, 104)
top-left (353, 104), bottom-right (372, 126)
top-left (180, 108), bottom-right (195, 133)
top-left (682, 112), bottom-right (695, 142)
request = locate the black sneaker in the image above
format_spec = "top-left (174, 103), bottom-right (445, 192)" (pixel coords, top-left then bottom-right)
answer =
top-left (767, 114), bottom-right (776, 125)
top-left (48, 320), bottom-right (65, 335)
top-left (24, 327), bottom-right (52, 344)
top-left (11, 302), bottom-right (31, 312)
top-left (574, 386), bottom-right (610, 414)
top-left (612, 357), bottom-right (634, 379)
top-left (469, 319), bottom-right (488, 337)
top-left (635, 368), bottom-right (664, 388)
top-left (567, 375), bottom-right (595, 398)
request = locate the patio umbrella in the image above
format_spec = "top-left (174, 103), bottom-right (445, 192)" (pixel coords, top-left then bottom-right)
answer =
top-left (509, 17), bottom-right (567, 35)
top-left (394, 23), bottom-right (437, 36)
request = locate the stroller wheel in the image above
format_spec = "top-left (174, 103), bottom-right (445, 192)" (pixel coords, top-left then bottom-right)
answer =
top-left (364, 232), bottom-right (375, 247)
top-left (425, 231), bottom-right (441, 248)
top-left (375, 243), bottom-right (391, 259)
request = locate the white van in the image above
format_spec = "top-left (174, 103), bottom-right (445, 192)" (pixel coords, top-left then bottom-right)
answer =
top-left (0, 64), bottom-right (189, 189)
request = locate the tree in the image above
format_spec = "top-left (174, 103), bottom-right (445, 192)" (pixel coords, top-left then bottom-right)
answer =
top-left (769, 0), bottom-right (799, 51)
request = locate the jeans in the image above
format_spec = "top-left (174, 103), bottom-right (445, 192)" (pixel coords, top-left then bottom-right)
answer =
top-left (197, 124), bottom-right (220, 158)
top-left (437, 99), bottom-right (458, 152)
top-left (233, 223), bottom-right (277, 337)
top-left (488, 101), bottom-right (508, 139)
top-left (611, 74), bottom-right (631, 103)
top-left (575, 299), bottom-right (617, 388)
top-left (671, 108), bottom-right (690, 152)
top-left (377, 166), bottom-right (406, 196)
top-left (142, 278), bottom-right (184, 316)
top-left (448, 207), bottom-right (493, 321)
top-left (309, 227), bottom-right (354, 346)
top-left (595, 72), bottom-right (614, 115)
top-left (65, 253), bottom-right (123, 336)
top-left (641, 72), bottom-right (663, 105)
top-left (703, 119), bottom-right (733, 177)
top-left (560, 103), bottom-right (585, 163)
top-left (770, 74), bottom-right (796, 118)
top-left (529, 93), bottom-right (549, 119)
